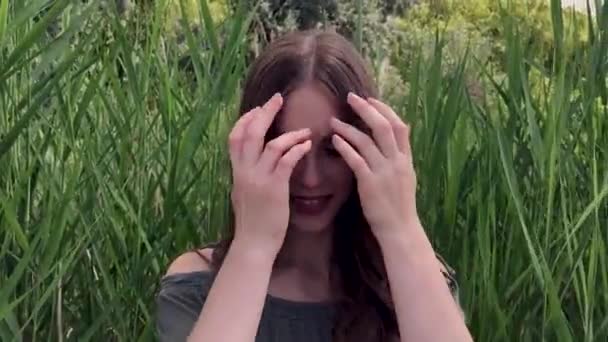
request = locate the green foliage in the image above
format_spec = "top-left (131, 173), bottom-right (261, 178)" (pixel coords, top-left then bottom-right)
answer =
top-left (163, 0), bottom-right (228, 34)
top-left (120, 0), bottom-right (228, 35)
top-left (388, 0), bottom-right (595, 116)
top-left (394, 0), bottom-right (590, 72)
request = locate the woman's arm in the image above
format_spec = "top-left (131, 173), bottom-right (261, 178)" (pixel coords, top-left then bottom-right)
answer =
top-left (377, 219), bottom-right (473, 342)
top-left (185, 239), bottom-right (275, 342)
top-left (180, 93), bottom-right (309, 341)
top-left (329, 95), bottom-right (472, 341)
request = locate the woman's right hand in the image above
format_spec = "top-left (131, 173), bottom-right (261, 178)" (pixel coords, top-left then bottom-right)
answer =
top-left (228, 93), bottom-right (312, 256)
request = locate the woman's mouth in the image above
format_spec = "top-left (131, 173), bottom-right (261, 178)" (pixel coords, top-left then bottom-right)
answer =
top-left (290, 195), bottom-right (333, 216)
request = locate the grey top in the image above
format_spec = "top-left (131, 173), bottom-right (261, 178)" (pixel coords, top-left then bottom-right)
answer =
top-left (155, 262), bottom-right (461, 342)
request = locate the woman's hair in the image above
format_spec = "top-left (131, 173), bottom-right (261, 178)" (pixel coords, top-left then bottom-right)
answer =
top-left (210, 29), bottom-right (399, 341)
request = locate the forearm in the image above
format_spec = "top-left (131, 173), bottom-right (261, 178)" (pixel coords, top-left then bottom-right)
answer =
top-left (187, 238), bottom-right (275, 342)
top-left (377, 220), bottom-right (472, 342)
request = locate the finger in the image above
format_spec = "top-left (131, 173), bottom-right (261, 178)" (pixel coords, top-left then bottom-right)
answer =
top-left (228, 108), bottom-right (258, 166)
top-left (368, 97), bottom-right (409, 153)
top-left (262, 92), bottom-right (283, 112)
top-left (274, 140), bottom-right (312, 179)
top-left (330, 117), bottom-right (384, 169)
top-left (331, 134), bottom-right (372, 179)
top-left (258, 128), bottom-right (312, 172)
top-left (347, 93), bottom-right (399, 157)
top-left (242, 93), bottom-right (284, 164)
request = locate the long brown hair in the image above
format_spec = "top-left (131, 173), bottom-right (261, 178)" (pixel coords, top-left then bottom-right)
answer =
top-left (211, 29), bottom-right (399, 342)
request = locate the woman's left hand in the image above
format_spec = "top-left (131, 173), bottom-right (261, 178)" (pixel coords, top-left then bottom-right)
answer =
top-left (330, 93), bottom-right (419, 240)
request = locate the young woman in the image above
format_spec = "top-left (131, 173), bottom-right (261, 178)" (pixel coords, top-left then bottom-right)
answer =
top-left (156, 29), bottom-right (473, 342)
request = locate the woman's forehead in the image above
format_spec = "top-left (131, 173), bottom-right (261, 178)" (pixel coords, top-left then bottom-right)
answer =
top-left (276, 84), bottom-right (345, 133)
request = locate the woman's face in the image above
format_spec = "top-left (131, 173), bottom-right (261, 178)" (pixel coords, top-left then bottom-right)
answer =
top-left (275, 82), bottom-right (354, 233)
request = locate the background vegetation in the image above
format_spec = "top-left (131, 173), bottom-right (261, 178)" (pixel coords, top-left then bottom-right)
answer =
top-left (1, 0), bottom-right (607, 341)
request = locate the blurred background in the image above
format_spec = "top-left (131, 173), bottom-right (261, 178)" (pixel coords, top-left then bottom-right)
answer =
top-left (0, 0), bottom-right (607, 341)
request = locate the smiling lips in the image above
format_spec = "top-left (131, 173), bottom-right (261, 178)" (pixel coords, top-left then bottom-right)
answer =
top-left (290, 195), bottom-right (333, 215)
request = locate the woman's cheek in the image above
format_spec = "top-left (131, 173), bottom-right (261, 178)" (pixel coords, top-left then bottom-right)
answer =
top-left (326, 159), bottom-right (354, 187)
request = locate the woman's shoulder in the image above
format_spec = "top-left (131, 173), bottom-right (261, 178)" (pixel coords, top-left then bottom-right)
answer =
top-left (157, 248), bottom-right (216, 323)
top-left (156, 249), bottom-right (216, 342)
top-left (165, 248), bottom-right (214, 277)
top-left (158, 248), bottom-right (216, 298)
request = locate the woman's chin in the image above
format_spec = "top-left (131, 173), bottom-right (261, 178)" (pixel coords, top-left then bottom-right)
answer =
top-left (288, 213), bottom-right (334, 233)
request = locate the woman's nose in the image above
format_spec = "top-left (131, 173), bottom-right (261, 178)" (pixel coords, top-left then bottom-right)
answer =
top-left (295, 154), bottom-right (322, 188)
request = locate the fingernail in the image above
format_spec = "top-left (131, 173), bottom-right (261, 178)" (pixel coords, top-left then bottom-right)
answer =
top-left (348, 92), bottom-right (361, 101)
top-left (272, 92), bottom-right (282, 101)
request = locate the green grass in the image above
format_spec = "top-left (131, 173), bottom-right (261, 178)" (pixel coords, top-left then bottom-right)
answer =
top-left (0, 0), bottom-right (607, 341)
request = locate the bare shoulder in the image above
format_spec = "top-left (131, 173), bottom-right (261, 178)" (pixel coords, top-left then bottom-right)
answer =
top-left (165, 248), bottom-right (214, 276)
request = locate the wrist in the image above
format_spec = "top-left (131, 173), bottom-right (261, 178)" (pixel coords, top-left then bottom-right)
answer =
top-left (374, 219), bottom-right (433, 255)
top-left (230, 235), bottom-right (281, 267)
